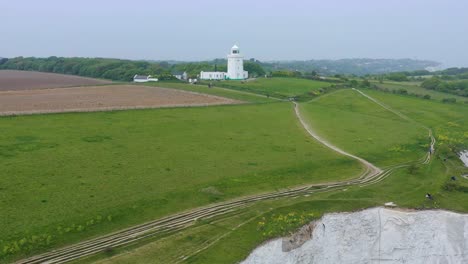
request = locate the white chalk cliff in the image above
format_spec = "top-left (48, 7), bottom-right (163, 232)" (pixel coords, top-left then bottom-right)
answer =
top-left (459, 150), bottom-right (468, 167)
top-left (241, 207), bottom-right (468, 264)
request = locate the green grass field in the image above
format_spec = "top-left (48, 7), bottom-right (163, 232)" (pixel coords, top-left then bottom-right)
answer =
top-left (91, 88), bottom-right (468, 264)
top-left (371, 81), bottom-right (467, 102)
top-left (2, 75), bottom-right (467, 263)
top-left (0, 102), bottom-right (363, 261)
top-left (213, 77), bottom-right (334, 98)
top-left (300, 89), bottom-right (427, 167)
top-left (140, 81), bottom-right (277, 103)
top-left (93, 158), bottom-right (464, 264)
top-left (362, 89), bottom-right (468, 146)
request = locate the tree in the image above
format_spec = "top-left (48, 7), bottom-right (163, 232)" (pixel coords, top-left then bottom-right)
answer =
top-left (386, 73), bottom-right (409, 82)
top-left (348, 80), bottom-right (359, 87)
top-left (361, 79), bottom-right (371, 87)
top-left (243, 61), bottom-right (266, 77)
top-left (442, 98), bottom-right (456, 103)
top-left (421, 77), bottom-right (442, 90)
top-left (397, 89), bottom-right (408, 95)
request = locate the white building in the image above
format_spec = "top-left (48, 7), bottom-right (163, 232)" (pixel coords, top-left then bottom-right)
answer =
top-left (227, 45), bottom-right (248, 80)
top-left (200, 45), bottom-right (248, 80)
top-left (173, 71), bottom-right (188, 81)
top-left (200, 71), bottom-right (226, 80)
top-left (133, 75), bottom-right (158, 83)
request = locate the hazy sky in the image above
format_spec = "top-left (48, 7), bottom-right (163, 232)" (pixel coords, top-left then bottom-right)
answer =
top-left (1, 0), bottom-right (467, 67)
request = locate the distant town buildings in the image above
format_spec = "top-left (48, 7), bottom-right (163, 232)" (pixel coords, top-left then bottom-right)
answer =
top-left (200, 45), bottom-right (248, 80)
top-left (133, 75), bottom-right (158, 83)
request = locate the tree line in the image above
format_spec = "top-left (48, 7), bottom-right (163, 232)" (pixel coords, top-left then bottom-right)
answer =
top-left (0, 57), bottom-right (267, 81)
top-left (421, 77), bottom-right (468, 97)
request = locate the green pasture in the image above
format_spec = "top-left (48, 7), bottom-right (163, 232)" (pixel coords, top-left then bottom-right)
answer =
top-left (2, 76), bottom-right (467, 263)
top-left (142, 81), bottom-right (276, 103)
top-left (371, 81), bottom-right (467, 102)
top-left (92, 89), bottom-right (468, 264)
top-left (92, 160), bottom-right (465, 264)
top-left (0, 102), bottom-right (362, 261)
top-left (362, 89), bottom-right (468, 148)
top-left (300, 89), bottom-right (427, 167)
top-left (214, 77), bottom-right (334, 98)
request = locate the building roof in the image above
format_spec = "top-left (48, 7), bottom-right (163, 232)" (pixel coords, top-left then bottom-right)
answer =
top-left (134, 75), bottom-right (149, 80)
top-left (232, 45), bottom-right (239, 50)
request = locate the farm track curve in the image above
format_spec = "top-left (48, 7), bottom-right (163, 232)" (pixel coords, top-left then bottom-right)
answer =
top-left (16, 90), bottom-right (434, 264)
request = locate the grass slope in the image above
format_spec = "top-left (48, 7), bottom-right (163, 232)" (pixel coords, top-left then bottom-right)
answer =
top-left (0, 102), bottom-right (362, 261)
top-left (299, 89), bottom-right (427, 167)
top-left (366, 90), bottom-right (468, 134)
top-left (216, 77), bottom-right (334, 98)
top-left (82, 90), bottom-right (468, 264)
top-left (140, 82), bottom-right (276, 103)
top-left (372, 81), bottom-right (467, 102)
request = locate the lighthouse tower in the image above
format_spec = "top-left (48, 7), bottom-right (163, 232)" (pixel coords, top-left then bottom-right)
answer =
top-left (227, 45), bottom-right (248, 80)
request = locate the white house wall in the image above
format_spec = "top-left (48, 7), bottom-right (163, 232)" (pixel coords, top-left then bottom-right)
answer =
top-left (200, 71), bottom-right (226, 80)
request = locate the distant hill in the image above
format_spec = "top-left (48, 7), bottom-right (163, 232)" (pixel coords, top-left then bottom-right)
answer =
top-left (154, 58), bottom-right (440, 76)
top-left (261, 58), bottom-right (440, 76)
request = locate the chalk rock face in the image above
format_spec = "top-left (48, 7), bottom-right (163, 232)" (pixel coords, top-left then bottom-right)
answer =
top-left (241, 208), bottom-right (468, 264)
top-left (459, 150), bottom-right (468, 167)
top-left (281, 222), bottom-right (316, 252)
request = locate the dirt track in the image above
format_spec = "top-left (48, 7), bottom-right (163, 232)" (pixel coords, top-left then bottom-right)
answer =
top-left (0, 70), bottom-right (111, 91)
top-left (0, 85), bottom-right (241, 115)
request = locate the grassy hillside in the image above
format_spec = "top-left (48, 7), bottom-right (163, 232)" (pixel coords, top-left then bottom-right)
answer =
top-left (96, 160), bottom-right (458, 264)
top-left (0, 103), bottom-right (362, 261)
top-left (143, 81), bottom-right (276, 103)
top-left (92, 89), bottom-right (468, 264)
top-left (300, 89), bottom-right (427, 167)
top-left (212, 77), bottom-right (334, 98)
top-left (372, 81), bottom-right (467, 102)
top-left (3, 78), bottom-right (466, 263)
top-left (363, 89), bottom-right (468, 153)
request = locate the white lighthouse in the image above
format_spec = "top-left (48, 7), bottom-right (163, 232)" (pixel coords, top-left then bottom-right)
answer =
top-left (227, 45), bottom-right (248, 80)
top-left (199, 44), bottom-right (248, 80)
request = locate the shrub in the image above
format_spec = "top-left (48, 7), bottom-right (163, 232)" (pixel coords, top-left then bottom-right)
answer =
top-left (397, 89), bottom-right (408, 95)
top-left (442, 98), bottom-right (456, 103)
top-left (443, 182), bottom-right (468, 193)
top-left (257, 211), bottom-right (315, 238)
top-left (386, 73), bottom-right (409, 82)
top-left (407, 164), bottom-right (420, 175)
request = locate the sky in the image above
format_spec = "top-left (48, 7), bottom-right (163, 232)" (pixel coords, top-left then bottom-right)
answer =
top-left (1, 0), bottom-right (467, 67)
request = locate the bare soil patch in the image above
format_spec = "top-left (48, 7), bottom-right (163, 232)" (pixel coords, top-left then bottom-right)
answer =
top-left (0, 85), bottom-right (242, 115)
top-left (0, 70), bottom-right (112, 91)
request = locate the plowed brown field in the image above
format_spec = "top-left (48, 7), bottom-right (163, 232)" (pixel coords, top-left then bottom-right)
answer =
top-left (0, 70), bottom-right (112, 91)
top-left (0, 85), bottom-right (241, 115)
